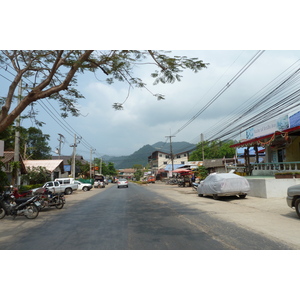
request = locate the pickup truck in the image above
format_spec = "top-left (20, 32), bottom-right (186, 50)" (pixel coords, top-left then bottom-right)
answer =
top-left (33, 180), bottom-right (78, 195)
top-left (286, 184), bottom-right (300, 218)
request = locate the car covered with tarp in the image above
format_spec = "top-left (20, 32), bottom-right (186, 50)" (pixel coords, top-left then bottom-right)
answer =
top-left (197, 173), bottom-right (250, 200)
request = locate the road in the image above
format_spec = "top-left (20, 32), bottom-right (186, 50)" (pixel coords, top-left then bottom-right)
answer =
top-left (0, 182), bottom-right (297, 250)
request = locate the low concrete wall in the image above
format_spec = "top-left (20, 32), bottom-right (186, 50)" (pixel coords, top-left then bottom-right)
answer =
top-left (247, 177), bottom-right (300, 198)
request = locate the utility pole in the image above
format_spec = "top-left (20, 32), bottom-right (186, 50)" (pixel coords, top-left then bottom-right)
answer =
top-left (14, 80), bottom-right (22, 186)
top-left (201, 133), bottom-right (205, 162)
top-left (70, 135), bottom-right (80, 178)
top-left (90, 148), bottom-right (95, 178)
top-left (166, 135), bottom-right (175, 171)
top-left (57, 133), bottom-right (64, 159)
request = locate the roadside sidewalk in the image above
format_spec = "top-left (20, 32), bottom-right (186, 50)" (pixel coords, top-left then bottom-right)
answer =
top-left (143, 181), bottom-right (300, 249)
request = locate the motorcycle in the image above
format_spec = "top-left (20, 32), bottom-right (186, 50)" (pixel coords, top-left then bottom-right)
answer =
top-left (192, 182), bottom-right (199, 191)
top-left (35, 188), bottom-right (66, 210)
top-left (0, 190), bottom-right (40, 219)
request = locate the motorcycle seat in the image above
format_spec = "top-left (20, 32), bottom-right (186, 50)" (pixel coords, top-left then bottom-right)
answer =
top-left (15, 197), bottom-right (32, 205)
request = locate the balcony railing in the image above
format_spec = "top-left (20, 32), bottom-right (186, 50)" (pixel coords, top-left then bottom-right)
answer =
top-left (250, 161), bottom-right (300, 176)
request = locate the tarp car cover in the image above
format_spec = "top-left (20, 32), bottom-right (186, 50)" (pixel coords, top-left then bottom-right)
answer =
top-left (200, 173), bottom-right (250, 195)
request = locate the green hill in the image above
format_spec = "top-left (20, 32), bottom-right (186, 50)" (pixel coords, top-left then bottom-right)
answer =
top-left (103, 141), bottom-right (196, 169)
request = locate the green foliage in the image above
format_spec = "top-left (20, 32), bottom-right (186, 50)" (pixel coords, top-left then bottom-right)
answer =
top-left (25, 127), bottom-right (52, 159)
top-left (133, 164), bottom-right (143, 169)
top-left (0, 161), bottom-right (9, 191)
top-left (190, 140), bottom-right (236, 160)
top-left (93, 159), bottom-right (117, 176)
top-left (195, 166), bottom-right (208, 180)
top-left (0, 125), bottom-right (51, 159)
top-left (134, 169), bottom-right (143, 181)
top-left (21, 166), bottom-right (51, 184)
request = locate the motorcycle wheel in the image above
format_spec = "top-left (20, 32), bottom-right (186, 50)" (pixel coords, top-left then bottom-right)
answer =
top-left (55, 198), bottom-right (64, 209)
top-left (25, 205), bottom-right (39, 219)
top-left (0, 207), bottom-right (5, 219)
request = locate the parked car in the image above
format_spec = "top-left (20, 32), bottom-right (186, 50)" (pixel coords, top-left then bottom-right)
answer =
top-left (197, 173), bottom-right (250, 200)
top-left (286, 184), bottom-right (300, 218)
top-left (74, 180), bottom-right (92, 191)
top-left (117, 178), bottom-right (128, 188)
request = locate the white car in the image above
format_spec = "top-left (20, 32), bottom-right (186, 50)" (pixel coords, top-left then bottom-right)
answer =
top-left (117, 178), bottom-right (128, 188)
top-left (74, 180), bottom-right (92, 191)
top-left (197, 173), bottom-right (250, 200)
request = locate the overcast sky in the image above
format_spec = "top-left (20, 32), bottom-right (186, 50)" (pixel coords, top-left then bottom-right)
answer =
top-left (16, 50), bottom-right (300, 159)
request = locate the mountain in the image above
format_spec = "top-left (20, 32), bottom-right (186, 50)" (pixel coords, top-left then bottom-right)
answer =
top-left (103, 141), bottom-right (196, 169)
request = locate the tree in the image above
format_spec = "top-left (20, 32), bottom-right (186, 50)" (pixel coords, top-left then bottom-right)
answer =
top-left (21, 166), bottom-right (51, 184)
top-left (107, 162), bottom-right (117, 176)
top-left (189, 140), bottom-right (237, 160)
top-left (25, 127), bottom-right (51, 159)
top-left (134, 169), bottom-right (143, 181)
top-left (0, 124), bottom-right (51, 159)
top-left (0, 51), bottom-right (208, 133)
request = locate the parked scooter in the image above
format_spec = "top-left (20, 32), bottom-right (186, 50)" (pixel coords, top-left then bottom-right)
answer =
top-left (35, 188), bottom-right (65, 210)
top-left (192, 182), bottom-right (198, 191)
top-left (0, 189), bottom-right (40, 219)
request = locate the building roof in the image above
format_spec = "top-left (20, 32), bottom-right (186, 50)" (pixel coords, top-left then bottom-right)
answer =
top-left (164, 164), bottom-right (185, 171)
top-left (23, 160), bottom-right (64, 173)
top-left (0, 151), bottom-right (27, 174)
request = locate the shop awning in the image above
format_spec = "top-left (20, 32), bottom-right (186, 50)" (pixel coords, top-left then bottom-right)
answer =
top-left (231, 125), bottom-right (300, 148)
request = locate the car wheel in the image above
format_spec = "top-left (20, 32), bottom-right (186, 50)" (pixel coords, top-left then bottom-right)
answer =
top-left (83, 187), bottom-right (88, 192)
top-left (65, 188), bottom-right (72, 195)
top-left (239, 194), bottom-right (247, 199)
top-left (198, 193), bottom-right (203, 197)
top-left (295, 198), bottom-right (300, 218)
top-left (213, 194), bottom-right (220, 200)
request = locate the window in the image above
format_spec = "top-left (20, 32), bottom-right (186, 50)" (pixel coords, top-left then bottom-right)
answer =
top-left (165, 155), bottom-right (170, 158)
top-left (177, 155), bottom-right (181, 158)
top-left (181, 161), bottom-right (185, 164)
top-left (163, 161), bottom-right (167, 165)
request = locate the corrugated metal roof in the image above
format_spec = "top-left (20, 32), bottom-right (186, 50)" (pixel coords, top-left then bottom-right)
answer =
top-left (23, 160), bottom-right (64, 172)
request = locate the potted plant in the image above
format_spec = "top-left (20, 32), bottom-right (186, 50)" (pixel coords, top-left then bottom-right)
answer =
top-left (275, 172), bottom-right (294, 179)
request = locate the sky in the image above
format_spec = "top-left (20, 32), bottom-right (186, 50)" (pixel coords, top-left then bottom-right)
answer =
top-left (12, 50), bottom-right (300, 160)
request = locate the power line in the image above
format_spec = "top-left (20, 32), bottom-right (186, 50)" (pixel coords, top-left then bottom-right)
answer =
top-left (172, 50), bottom-right (265, 136)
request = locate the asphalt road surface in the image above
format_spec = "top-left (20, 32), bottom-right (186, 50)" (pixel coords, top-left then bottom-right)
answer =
top-left (0, 183), bottom-right (292, 250)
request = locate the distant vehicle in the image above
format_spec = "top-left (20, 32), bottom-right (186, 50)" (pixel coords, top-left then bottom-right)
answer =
top-left (286, 184), bottom-right (300, 218)
top-left (74, 180), bottom-right (92, 191)
top-left (147, 176), bottom-right (156, 183)
top-left (117, 178), bottom-right (128, 188)
top-left (197, 173), bottom-right (250, 200)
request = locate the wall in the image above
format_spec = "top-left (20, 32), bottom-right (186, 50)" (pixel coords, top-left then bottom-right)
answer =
top-left (286, 136), bottom-right (300, 161)
top-left (247, 177), bottom-right (300, 198)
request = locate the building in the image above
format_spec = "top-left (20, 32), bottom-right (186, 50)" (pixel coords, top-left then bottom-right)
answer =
top-left (23, 159), bottom-right (65, 180)
top-left (148, 150), bottom-right (191, 177)
top-left (118, 168), bottom-right (135, 179)
top-left (230, 110), bottom-right (300, 198)
top-left (0, 151), bottom-right (27, 184)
